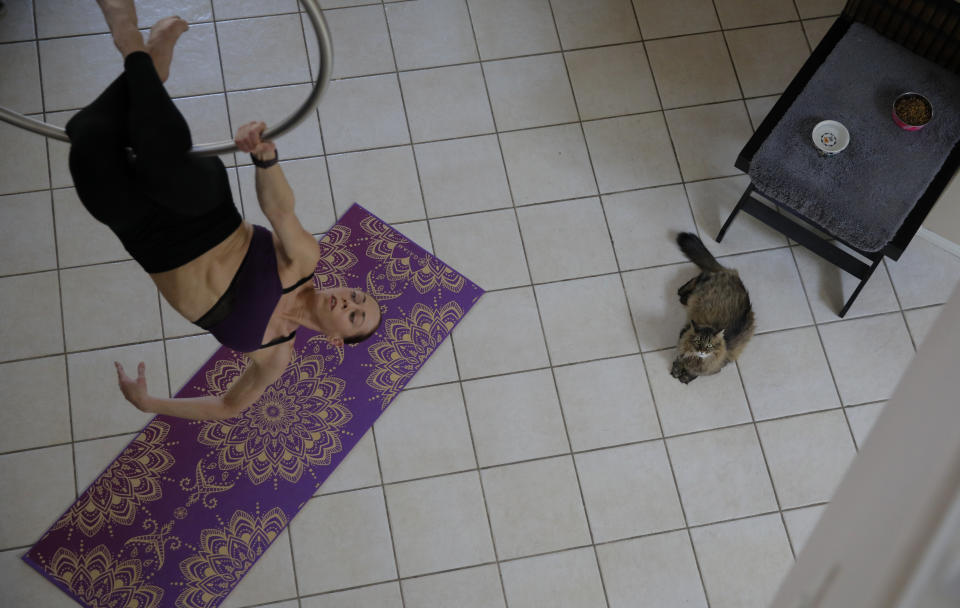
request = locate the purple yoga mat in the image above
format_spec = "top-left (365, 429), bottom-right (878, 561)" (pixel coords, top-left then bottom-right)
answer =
top-left (23, 203), bottom-right (484, 608)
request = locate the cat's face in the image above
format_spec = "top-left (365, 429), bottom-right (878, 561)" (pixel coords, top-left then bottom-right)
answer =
top-left (691, 324), bottom-right (725, 355)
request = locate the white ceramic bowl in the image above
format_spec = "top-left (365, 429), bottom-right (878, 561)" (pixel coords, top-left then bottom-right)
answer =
top-left (812, 120), bottom-right (850, 155)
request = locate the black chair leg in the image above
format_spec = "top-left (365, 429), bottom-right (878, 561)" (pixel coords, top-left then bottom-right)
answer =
top-left (838, 254), bottom-right (883, 318)
top-left (717, 184), bottom-right (754, 242)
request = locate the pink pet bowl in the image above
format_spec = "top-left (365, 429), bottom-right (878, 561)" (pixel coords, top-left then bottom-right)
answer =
top-left (893, 92), bottom-right (932, 131)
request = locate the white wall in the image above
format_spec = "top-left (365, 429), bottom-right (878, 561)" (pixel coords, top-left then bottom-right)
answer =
top-left (771, 283), bottom-right (960, 607)
top-left (924, 173), bottom-right (960, 248)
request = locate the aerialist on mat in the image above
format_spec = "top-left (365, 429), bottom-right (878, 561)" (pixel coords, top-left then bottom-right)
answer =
top-left (72, 2), bottom-right (381, 421)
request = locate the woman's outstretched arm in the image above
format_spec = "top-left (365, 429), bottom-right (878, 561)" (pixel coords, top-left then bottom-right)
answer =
top-left (236, 121), bottom-right (320, 271)
top-left (115, 340), bottom-right (292, 421)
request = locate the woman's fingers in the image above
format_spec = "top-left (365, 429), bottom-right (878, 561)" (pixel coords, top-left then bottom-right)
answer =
top-left (114, 361), bottom-right (146, 382)
top-left (250, 123), bottom-right (267, 149)
top-left (234, 122), bottom-right (272, 154)
top-left (246, 122), bottom-right (268, 148)
top-left (234, 122), bottom-right (262, 151)
top-left (243, 122), bottom-right (266, 138)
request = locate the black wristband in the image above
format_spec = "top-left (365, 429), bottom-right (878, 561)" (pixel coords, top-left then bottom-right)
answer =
top-left (251, 151), bottom-right (279, 169)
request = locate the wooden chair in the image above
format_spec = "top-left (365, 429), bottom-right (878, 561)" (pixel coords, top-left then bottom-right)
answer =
top-left (717, 0), bottom-right (960, 317)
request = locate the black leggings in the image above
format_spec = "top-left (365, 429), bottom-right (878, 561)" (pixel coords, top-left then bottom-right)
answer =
top-left (66, 51), bottom-right (241, 273)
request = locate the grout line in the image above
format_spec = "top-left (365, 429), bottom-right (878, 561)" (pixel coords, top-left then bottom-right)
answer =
top-left (459, 2), bottom-right (515, 605)
top-left (210, 7), bottom-right (241, 209)
top-left (884, 256), bottom-right (920, 351)
top-left (541, 1), bottom-right (612, 605)
top-left (32, 0), bottom-right (81, 502)
top-left (0, 11), bottom-right (838, 47)
top-left (30, 45), bottom-right (808, 117)
top-left (712, 0), bottom-right (753, 157)
top-left (366, 6), bottom-right (416, 605)
top-left (282, 527), bottom-right (304, 608)
top-left (438, 328), bottom-right (508, 607)
top-left (734, 355), bottom-right (799, 559)
top-left (638, 355), bottom-right (712, 607)
top-left (381, 0), bottom-right (433, 267)
top-left (1, 397), bottom-right (886, 462)
top-left (444, 343), bottom-right (506, 601)
top-left (228, 503), bottom-right (831, 605)
top-left (226, 598), bottom-right (301, 608)
top-left (0, 294), bottom-right (921, 375)
top-left (784, 241), bottom-right (862, 451)
top-left (0, 169), bottom-right (747, 239)
top-left (0, 294), bottom-right (923, 385)
top-left (6, 212), bottom-right (934, 284)
top-left (683, 6), bottom-right (748, 603)
top-left (296, 5), bottom-right (338, 236)
top-left (623, 11), bottom-right (707, 603)
top-left (793, 0), bottom-right (817, 54)
top-left (13, 491), bottom-right (815, 607)
top-left (708, 21), bottom-right (802, 546)
top-left (369, 424), bottom-right (407, 608)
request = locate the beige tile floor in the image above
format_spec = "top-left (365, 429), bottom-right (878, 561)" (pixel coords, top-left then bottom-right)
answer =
top-left (2, 0), bottom-right (960, 607)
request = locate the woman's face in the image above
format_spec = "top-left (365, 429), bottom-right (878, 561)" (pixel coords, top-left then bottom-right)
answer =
top-left (319, 287), bottom-right (380, 343)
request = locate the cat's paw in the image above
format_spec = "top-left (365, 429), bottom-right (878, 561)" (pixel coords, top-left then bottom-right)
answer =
top-left (670, 359), bottom-right (696, 384)
top-left (670, 359), bottom-right (684, 377)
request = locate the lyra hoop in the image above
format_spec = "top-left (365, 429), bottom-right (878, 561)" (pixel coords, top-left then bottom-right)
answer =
top-left (0, 0), bottom-right (333, 157)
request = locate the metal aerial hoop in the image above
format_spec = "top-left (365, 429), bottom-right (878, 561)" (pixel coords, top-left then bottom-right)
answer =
top-left (0, 0), bottom-right (333, 156)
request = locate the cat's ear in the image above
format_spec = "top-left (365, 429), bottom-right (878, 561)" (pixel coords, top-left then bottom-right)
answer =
top-left (714, 329), bottom-right (725, 339)
top-left (690, 320), bottom-right (699, 331)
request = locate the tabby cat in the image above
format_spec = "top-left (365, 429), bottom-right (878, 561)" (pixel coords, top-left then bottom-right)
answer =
top-left (671, 233), bottom-right (755, 384)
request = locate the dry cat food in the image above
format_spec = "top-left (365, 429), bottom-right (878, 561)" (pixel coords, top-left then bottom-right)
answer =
top-left (894, 94), bottom-right (932, 126)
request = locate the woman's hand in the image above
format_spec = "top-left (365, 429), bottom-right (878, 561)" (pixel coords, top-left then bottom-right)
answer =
top-left (115, 361), bottom-right (152, 413)
top-left (234, 121), bottom-right (276, 161)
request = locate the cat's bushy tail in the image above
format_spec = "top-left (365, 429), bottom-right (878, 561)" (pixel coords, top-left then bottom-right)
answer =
top-left (677, 232), bottom-right (724, 272)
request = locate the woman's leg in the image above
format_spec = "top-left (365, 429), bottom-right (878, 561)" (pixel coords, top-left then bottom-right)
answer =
top-left (125, 20), bottom-right (230, 216)
top-left (63, 51), bottom-right (215, 227)
top-left (64, 72), bottom-right (144, 232)
top-left (124, 54), bottom-right (229, 216)
top-left (122, 51), bottom-right (193, 167)
top-left (97, 0), bottom-right (146, 58)
top-left (63, 3), bottom-right (160, 155)
top-left (93, 3), bottom-right (226, 216)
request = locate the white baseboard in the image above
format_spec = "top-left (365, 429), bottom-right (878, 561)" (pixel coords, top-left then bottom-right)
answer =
top-left (918, 227), bottom-right (960, 259)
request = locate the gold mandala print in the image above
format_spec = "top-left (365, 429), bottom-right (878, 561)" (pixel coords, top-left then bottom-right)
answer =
top-left (125, 519), bottom-right (182, 570)
top-left (198, 339), bottom-right (353, 488)
top-left (366, 301), bottom-right (465, 408)
top-left (360, 213), bottom-right (465, 296)
top-left (314, 225), bottom-right (358, 290)
top-left (363, 245), bottom-right (465, 301)
top-left (53, 422), bottom-right (175, 538)
top-left (360, 214), bottom-right (408, 262)
top-left (410, 254), bottom-right (465, 294)
top-left (176, 507), bottom-right (287, 608)
top-left (47, 544), bottom-right (163, 608)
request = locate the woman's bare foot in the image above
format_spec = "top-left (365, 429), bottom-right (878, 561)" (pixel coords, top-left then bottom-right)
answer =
top-left (146, 16), bottom-right (189, 82)
top-left (97, 0), bottom-right (145, 57)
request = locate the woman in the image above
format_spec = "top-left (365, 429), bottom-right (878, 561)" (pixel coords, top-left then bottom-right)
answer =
top-left (72, 2), bottom-right (381, 421)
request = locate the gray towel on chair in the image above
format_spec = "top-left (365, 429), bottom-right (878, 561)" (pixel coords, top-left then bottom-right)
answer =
top-left (748, 23), bottom-right (960, 252)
